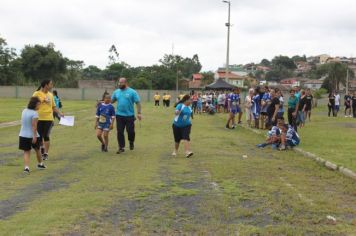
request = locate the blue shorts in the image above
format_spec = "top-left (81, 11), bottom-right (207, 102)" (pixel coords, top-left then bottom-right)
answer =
top-left (287, 140), bottom-right (297, 147)
top-left (97, 123), bottom-right (111, 131)
top-left (230, 107), bottom-right (241, 115)
top-left (335, 105), bottom-right (340, 112)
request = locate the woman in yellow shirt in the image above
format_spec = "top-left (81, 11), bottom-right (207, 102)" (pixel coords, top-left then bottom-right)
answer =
top-left (153, 92), bottom-right (161, 106)
top-left (33, 80), bottom-right (63, 160)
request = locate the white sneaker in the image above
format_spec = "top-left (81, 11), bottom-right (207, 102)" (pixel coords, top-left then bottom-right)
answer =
top-left (186, 152), bottom-right (194, 158)
top-left (172, 152), bottom-right (177, 157)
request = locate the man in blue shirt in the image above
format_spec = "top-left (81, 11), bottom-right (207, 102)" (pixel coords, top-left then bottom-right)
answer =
top-left (111, 78), bottom-right (142, 154)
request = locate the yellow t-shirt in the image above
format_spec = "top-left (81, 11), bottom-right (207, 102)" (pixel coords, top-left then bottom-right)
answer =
top-left (154, 94), bottom-right (161, 101)
top-left (179, 94), bottom-right (184, 100)
top-left (163, 95), bottom-right (171, 101)
top-left (32, 91), bottom-right (55, 121)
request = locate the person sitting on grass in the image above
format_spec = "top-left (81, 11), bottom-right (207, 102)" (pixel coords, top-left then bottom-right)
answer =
top-left (279, 123), bottom-right (300, 151)
top-left (95, 93), bottom-right (116, 152)
top-left (206, 102), bottom-right (216, 115)
top-left (172, 95), bottom-right (194, 158)
top-left (256, 117), bottom-right (284, 149)
top-left (19, 97), bottom-right (47, 174)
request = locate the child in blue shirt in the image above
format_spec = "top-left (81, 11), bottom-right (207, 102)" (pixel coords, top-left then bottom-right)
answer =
top-left (172, 95), bottom-right (193, 158)
top-left (95, 94), bottom-right (116, 152)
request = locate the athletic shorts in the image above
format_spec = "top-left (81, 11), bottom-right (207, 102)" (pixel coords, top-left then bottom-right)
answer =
top-left (97, 122), bottom-right (111, 131)
top-left (37, 121), bottom-right (53, 142)
top-left (155, 100), bottom-right (159, 106)
top-left (304, 106), bottom-right (312, 112)
top-left (19, 136), bottom-right (41, 151)
top-left (230, 107), bottom-right (241, 114)
top-left (172, 124), bottom-right (191, 143)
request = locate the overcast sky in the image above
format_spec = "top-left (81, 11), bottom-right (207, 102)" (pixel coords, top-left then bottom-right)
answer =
top-left (1, 0), bottom-right (356, 70)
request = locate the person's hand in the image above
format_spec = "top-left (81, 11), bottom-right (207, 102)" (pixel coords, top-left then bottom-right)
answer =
top-left (272, 117), bottom-right (275, 122)
top-left (137, 114), bottom-right (142, 121)
top-left (32, 136), bottom-right (37, 144)
top-left (60, 112), bottom-right (64, 117)
top-left (94, 123), bottom-right (98, 130)
top-left (109, 124), bottom-right (114, 130)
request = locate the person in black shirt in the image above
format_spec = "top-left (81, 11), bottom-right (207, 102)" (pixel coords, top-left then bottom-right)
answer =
top-left (297, 91), bottom-right (307, 128)
top-left (266, 88), bottom-right (280, 126)
top-left (352, 91), bottom-right (356, 118)
top-left (328, 91), bottom-right (336, 117)
top-left (344, 91), bottom-right (352, 117)
top-left (304, 88), bottom-right (313, 121)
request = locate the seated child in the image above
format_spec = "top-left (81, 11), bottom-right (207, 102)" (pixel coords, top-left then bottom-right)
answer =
top-left (279, 124), bottom-right (300, 150)
top-left (256, 117), bottom-right (284, 148)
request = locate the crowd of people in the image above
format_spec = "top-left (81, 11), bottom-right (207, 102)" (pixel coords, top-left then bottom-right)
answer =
top-left (19, 78), bottom-right (356, 173)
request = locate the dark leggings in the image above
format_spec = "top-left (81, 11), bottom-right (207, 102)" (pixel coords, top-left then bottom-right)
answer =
top-left (287, 108), bottom-right (297, 132)
top-left (37, 121), bottom-right (53, 142)
top-left (328, 104), bottom-right (336, 117)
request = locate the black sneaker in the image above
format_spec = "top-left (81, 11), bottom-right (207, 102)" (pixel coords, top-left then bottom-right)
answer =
top-left (116, 148), bottom-right (125, 154)
top-left (42, 153), bottom-right (48, 161)
top-left (129, 142), bottom-right (134, 150)
top-left (37, 163), bottom-right (47, 169)
top-left (225, 124), bottom-right (230, 129)
top-left (23, 168), bottom-right (30, 174)
top-left (104, 146), bottom-right (108, 152)
top-left (101, 144), bottom-right (105, 152)
top-left (186, 152), bottom-right (194, 158)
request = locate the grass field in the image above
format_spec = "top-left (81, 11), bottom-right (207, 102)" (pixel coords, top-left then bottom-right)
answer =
top-left (0, 98), bottom-right (355, 235)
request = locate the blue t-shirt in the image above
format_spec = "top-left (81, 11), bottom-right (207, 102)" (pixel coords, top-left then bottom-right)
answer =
top-left (261, 92), bottom-right (271, 112)
top-left (111, 88), bottom-right (140, 117)
top-left (173, 104), bottom-right (192, 128)
top-left (252, 94), bottom-right (261, 114)
top-left (96, 103), bottom-right (116, 125)
top-left (54, 95), bottom-right (60, 108)
top-left (228, 93), bottom-right (240, 110)
top-left (19, 109), bottom-right (40, 138)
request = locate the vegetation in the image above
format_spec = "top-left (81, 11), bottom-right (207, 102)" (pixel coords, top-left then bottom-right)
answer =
top-left (0, 99), bottom-right (355, 235)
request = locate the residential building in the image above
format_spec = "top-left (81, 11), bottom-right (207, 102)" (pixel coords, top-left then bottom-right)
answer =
top-left (188, 73), bottom-right (203, 90)
top-left (303, 80), bottom-right (323, 90)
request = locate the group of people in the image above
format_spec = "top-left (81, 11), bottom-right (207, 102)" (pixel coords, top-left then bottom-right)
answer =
top-left (328, 90), bottom-right (356, 118)
top-left (19, 78), bottom-right (142, 173)
top-left (153, 92), bottom-right (172, 107)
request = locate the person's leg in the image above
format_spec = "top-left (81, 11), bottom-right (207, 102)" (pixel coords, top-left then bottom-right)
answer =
top-left (96, 129), bottom-right (104, 144)
top-left (116, 116), bottom-right (126, 151)
top-left (43, 121), bottom-right (53, 156)
top-left (24, 150), bottom-right (30, 169)
top-left (126, 116), bottom-right (135, 149)
top-left (226, 113), bottom-right (232, 128)
top-left (183, 140), bottom-right (191, 154)
top-left (103, 131), bottom-right (109, 151)
top-left (328, 105), bottom-right (331, 117)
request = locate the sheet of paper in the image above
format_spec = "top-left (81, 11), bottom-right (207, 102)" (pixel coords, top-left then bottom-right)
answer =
top-left (59, 116), bottom-right (75, 126)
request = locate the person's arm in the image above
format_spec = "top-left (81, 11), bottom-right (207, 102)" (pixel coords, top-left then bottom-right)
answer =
top-left (53, 107), bottom-right (64, 117)
top-left (136, 102), bottom-right (142, 120)
top-left (111, 93), bottom-right (117, 104)
top-left (110, 106), bottom-right (115, 129)
top-left (32, 117), bottom-right (38, 144)
top-left (293, 100), bottom-right (299, 117)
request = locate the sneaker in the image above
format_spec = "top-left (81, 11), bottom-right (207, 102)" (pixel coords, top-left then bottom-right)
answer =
top-left (116, 148), bottom-right (125, 154)
top-left (37, 163), bottom-right (47, 169)
top-left (172, 152), bottom-right (177, 157)
top-left (101, 144), bottom-right (105, 152)
top-left (42, 153), bottom-right (48, 161)
top-left (129, 142), bottom-right (134, 150)
top-left (279, 144), bottom-right (286, 151)
top-left (238, 121), bottom-right (242, 124)
top-left (225, 124), bottom-right (230, 129)
top-left (186, 152), bottom-right (194, 158)
top-left (231, 125), bottom-right (236, 129)
top-left (104, 146), bottom-right (108, 152)
top-left (23, 168), bottom-right (30, 174)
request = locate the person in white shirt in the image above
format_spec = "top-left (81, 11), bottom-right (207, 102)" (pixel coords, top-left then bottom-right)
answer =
top-left (334, 91), bottom-right (340, 116)
top-left (218, 93), bottom-right (226, 113)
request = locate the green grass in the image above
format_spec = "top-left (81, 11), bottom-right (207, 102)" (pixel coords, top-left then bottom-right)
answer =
top-left (0, 99), bottom-right (355, 235)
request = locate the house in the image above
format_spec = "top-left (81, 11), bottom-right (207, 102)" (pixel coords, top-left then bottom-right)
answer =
top-left (295, 61), bottom-right (312, 73)
top-left (280, 78), bottom-right (300, 87)
top-left (303, 80), bottom-right (323, 90)
top-left (348, 80), bottom-right (356, 92)
top-left (188, 73), bottom-right (203, 89)
top-left (215, 66), bottom-right (250, 88)
top-left (256, 66), bottom-right (271, 72)
top-left (318, 54), bottom-right (331, 64)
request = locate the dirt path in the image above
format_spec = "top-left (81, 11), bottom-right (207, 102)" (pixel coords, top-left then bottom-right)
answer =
top-left (0, 120), bottom-right (21, 129)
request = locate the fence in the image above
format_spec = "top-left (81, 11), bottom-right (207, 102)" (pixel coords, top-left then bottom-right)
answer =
top-left (0, 86), bottom-right (190, 103)
top-left (0, 86), bottom-right (333, 106)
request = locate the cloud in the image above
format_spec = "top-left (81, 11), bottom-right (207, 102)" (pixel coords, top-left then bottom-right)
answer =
top-left (1, 0), bottom-right (356, 70)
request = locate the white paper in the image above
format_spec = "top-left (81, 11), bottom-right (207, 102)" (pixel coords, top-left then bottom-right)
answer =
top-left (59, 116), bottom-right (75, 126)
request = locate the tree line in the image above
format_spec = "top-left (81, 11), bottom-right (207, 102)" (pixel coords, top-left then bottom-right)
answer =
top-left (0, 37), bottom-right (212, 89)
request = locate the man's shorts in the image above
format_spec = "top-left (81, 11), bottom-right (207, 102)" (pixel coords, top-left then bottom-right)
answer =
top-left (19, 136), bottom-right (41, 151)
top-left (97, 122), bottom-right (111, 131)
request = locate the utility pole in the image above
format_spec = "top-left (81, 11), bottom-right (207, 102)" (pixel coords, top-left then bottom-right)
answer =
top-left (346, 66), bottom-right (349, 94)
top-left (223, 1), bottom-right (231, 82)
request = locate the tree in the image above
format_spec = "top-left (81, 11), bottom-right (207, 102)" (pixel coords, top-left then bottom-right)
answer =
top-left (272, 55), bottom-right (296, 70)
top-left (103, 62), bottom-right (130, 80)
top-left (318, 62), bottom-right (353, 92)
top-left (292, 55), bottom-right (307, 62)
top-left (0, 37), bottom-right (18, 85)
top-left (260, 59), bottom-right (271, 67)
top-left (200, 71), bottom-right (214, 85)
top-left (20, 43), bottom-right (67, 83)
top-left (159, 54), bottom-right (202, 78)
top-left (82, 65), bottom-right (103, 80)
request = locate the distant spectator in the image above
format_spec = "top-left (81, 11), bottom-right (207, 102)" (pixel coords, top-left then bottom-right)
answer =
top-left (344, 91), bottom-right (352, 117)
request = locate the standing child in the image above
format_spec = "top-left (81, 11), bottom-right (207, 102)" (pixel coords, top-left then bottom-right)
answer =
top-left (172, 95), bottom-right (194, 158)
top-left (197, 93), bottom-right (203, 114)
top-left (53, 90), bottom-right (62, 121)
top-left (19, 97), bottom-right (47, 173)
top-left (95, 94), bottom-right (116, 152)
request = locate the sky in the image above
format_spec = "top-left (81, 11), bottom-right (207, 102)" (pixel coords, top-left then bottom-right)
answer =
top-left (1, 0), bottom-right (356, 71)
